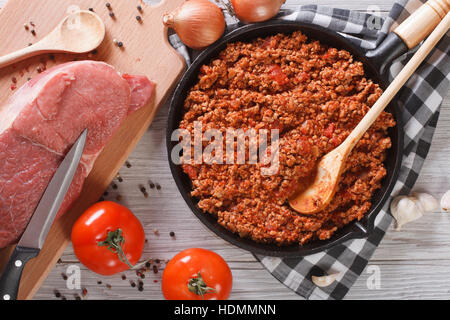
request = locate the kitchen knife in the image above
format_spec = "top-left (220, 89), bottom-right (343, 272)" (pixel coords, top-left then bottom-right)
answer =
top-left (0, 129), bottom-right (88, 300)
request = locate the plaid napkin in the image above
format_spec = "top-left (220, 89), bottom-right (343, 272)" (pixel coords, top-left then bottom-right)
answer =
top-left (168, 0), bottom-right (450, 300)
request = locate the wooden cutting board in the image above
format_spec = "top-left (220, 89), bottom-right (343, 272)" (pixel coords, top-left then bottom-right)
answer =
top-left (0, 0), bottom-right (186, 299)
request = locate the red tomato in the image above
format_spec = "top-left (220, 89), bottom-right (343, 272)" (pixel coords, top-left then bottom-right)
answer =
top-left (71, 201), bottom-right (145, 276)
top-left (162, 248), bottom-right (232, 300)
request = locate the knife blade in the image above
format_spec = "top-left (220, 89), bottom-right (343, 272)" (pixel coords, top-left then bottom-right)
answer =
top-left (19, 129), bottom-right (88, 249)
top-left (0, 129), bottom-right (87, 300)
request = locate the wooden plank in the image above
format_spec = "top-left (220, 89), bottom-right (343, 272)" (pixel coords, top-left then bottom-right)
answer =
top-left (34, 260), bottom-right (301, 300)
top-left (348, 260), bottom-right (450, 300)
top-left (0, 0), bottom-right (186, 300)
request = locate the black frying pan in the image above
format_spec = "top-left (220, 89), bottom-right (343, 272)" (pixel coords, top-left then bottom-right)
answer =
top-left (166, 5), bottom-right (437, 256)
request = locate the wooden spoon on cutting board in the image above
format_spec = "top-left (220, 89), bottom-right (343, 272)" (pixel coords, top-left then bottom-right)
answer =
top-left (0, 10), bottom-right (105, 69)
top-left (289, 11), bottom-right (450, 215)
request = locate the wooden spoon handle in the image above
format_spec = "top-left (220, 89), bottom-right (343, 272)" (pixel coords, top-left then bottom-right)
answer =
top-left (394, 0), bottom-right (449, 49)
top-left (0, 42), bottom-right (47, 69)
top-left (342, 12), bottom-right (450, 153)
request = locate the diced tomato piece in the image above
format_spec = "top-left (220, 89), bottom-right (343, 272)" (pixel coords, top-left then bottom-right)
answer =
top-left (261, 37), bottom-right (277, 49)
top-left (183, 165), bottom-right (198, 179)
top-left (298, 137), bottom-right (311, 154)
top-left (268, 65), bottom-right (288, 86)
top-left (324, 123), bottom-right (335, 138)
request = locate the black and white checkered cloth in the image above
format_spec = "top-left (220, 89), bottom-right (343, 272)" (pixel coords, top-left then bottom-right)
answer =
top-left (169, 0), bottom-right (450, 300)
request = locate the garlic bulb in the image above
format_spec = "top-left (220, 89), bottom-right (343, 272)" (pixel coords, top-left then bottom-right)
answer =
top-left (163, 0), bottom-right (225, 50)
top-left (231, 0), bottom-right (286, 23)
top-left (390, 192), bottom-right (440, 230)
top-left (441, 190), bottom-right (450, 213)
top-left (311, 273), bottom-right (340, 288)
top-left (412, 192), bottom-right (439, 212)
top-left (390, 196), bottom-right (424, 231)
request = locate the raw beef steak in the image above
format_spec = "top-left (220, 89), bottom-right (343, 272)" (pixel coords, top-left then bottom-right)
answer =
top-left (0, 61), bottom-right (155, 248)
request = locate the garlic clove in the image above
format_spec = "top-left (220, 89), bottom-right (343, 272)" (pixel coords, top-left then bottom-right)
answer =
top-left (390, 196), bottom-right (424, 231)
top-left (441, 190), bottom-right (450, 213)
top-left (311, 273), bottom-right (340, 288)
top-left (412, 192), bottom-right (439, 212)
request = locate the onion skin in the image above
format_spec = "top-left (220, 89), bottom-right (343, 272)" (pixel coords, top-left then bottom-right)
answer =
top-left (163, 0), bottom-right (226, 50)
top-left (231, 0), bottom-right (286, 23)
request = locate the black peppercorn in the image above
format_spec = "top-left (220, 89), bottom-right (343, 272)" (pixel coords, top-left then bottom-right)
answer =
top-left (53, 289), bottom-right (61, 298)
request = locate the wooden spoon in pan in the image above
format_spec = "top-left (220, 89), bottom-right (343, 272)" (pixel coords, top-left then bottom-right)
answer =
top-left (289, 12), bottom-right (450, 215)
top-left (0, 10), bottom-right (105, 69)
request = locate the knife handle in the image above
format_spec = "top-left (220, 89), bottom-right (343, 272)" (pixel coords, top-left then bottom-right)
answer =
top-left (0, 246), bottom-right (40, 300)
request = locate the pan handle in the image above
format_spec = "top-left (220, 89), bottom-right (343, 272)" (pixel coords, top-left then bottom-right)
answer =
top-left (366, 0), bottom-right (449, 75)
top-left (394, 0), bottom-right (449, 49)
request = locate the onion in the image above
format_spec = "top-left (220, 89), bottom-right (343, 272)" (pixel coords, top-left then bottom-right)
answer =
top-left (163, 0), bottom-right (226, 50)
top-left (231, 0), bottom-right (286, 23)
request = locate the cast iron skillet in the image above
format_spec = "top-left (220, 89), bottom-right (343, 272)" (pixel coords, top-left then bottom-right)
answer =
top-left (167, 20), bottom-right (408, 257)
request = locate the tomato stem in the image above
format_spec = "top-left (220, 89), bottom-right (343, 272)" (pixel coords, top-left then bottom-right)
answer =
top-left (97, 229), bottom-right (134, 269)
top-left (187, 272), bottom-right (216, 298)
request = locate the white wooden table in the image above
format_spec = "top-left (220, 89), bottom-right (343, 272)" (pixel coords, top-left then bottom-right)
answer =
top-left (2, 0), bottom-right (449, 300)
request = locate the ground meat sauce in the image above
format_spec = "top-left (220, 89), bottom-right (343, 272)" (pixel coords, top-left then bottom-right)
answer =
top-left (179, 31), bottom-right (395, 246)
